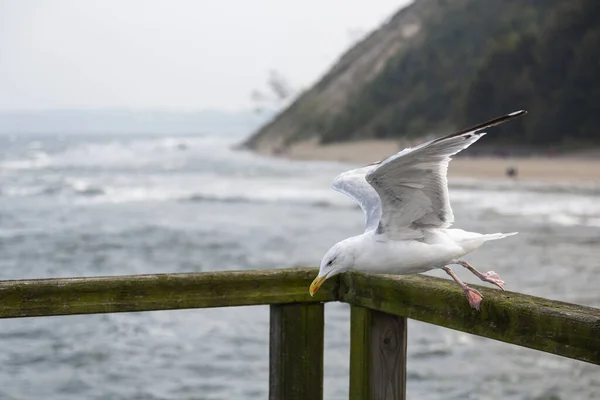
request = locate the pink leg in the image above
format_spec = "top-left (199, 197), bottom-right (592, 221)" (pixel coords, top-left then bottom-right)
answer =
top-left (442, 266), bottom-right (484, 311)
top-left (455, 260), bottom-right (505, 291)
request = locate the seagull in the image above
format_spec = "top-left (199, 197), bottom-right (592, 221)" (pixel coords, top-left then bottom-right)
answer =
top-left (309, 110), bottom-right (527, 310)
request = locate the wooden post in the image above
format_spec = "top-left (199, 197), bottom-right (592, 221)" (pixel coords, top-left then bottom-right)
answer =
top-left (269, 303), bottom-right (324, 400)
top-left (349, 306), bottom-right (407, 400)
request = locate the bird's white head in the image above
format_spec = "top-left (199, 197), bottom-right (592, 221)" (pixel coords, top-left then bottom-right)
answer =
top-left (309, 240), bottom-right (355, 296)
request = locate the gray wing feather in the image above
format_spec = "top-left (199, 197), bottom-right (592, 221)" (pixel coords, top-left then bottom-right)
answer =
top-left (332, 166), bottom-right (382, 233)
top-left (366, 134), bottom-right (481, 239)
top-left (366, 110), bottom-right (526, 239)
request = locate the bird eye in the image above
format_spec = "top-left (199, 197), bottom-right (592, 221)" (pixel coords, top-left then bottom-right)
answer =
top-left (326, 259), bottom-right (333, 266)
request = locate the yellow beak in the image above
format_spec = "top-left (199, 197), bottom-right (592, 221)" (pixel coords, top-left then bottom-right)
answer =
top-left (309, 275), bottom-right (327, 296)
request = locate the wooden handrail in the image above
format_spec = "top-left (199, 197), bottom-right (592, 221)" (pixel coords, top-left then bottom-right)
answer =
top-left (0, 268), bottom-right (338, 319)
top-left (0, 268), bottom-right (598, 365)
top-left (0, 267), bottom-right (598, 399)
top-left (341, 271), bottom-right (600, 365)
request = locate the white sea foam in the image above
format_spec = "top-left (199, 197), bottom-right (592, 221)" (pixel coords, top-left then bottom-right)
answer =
top-left (2, 135), bottom-right (599, 227)
top-left (450, 186), bottom-right (600, 227)
top-left (0, 136), bottom-right (227, 171)
top-left (4, 170), bottom-right (598, 228)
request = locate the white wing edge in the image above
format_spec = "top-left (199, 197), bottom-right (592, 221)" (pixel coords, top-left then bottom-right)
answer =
top-left (331, 167), bottom-right (382, 232)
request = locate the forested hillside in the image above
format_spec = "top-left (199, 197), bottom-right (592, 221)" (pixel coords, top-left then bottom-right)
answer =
top-left (244, 0), bottom-right (600, 152)
top-left (461, 0), bottom-right (600, 146)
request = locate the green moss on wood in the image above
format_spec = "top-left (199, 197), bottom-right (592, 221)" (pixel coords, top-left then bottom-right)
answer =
top-left (0, 268), bottom-right (337, 318)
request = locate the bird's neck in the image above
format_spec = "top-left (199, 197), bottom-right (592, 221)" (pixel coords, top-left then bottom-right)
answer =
top-left (338, 234), bottom-right (368, 269)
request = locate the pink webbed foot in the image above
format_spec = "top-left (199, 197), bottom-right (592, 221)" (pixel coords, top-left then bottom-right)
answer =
top-left (442, 266), bottom-right (484, 311)
top-left (480, 271), bottom-right (505, 291)
top-left (462, 287), bottom-right (484, 310)
top-left (456, 260), bottom-right (506, 291)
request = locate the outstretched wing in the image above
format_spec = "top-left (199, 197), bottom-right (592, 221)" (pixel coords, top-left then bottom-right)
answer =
top-left (366, 110), bottom-right (526, 239)
top-left (332, 166), bottom-right (382, 233)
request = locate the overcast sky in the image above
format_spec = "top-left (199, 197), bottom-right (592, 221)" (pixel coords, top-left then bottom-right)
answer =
top-left (0, 0), bottom-right (411, 111)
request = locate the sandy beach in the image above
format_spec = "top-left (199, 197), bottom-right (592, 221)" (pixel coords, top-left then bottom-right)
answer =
top-left (273, 139), bottom-right (600, 183)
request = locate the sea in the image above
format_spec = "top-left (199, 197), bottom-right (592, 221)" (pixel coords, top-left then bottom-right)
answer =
top-left (0, 130), bottom-right (599, 400)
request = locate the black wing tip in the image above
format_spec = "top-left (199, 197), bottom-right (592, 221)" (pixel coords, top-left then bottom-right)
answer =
top-left (441, 109), bottom-right (528, 141)
top-left (488, 109), bottom-right (528, 126)
top-left (365, 109), bottom-right (528, 164)
top-left (507, 110), bottom-right (527, 118)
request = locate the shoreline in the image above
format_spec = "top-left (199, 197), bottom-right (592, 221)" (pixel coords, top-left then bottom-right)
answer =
top-left (262, 139), bottom-right (600, 183)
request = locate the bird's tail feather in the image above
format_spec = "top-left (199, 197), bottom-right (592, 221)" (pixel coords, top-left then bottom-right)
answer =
top-left (478, 232), bottom-right (518, 241)
top-left (458, 232), bottom-right (518, 253)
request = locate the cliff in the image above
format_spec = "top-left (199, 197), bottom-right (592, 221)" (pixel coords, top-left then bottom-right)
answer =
top-left (243, 0), bottom-right (600, 155)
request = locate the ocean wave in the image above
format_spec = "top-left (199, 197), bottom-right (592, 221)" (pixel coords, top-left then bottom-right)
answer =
top-left (2, 174), bottom-right (599, 227)
top-left (0, 179), bottom-right (106, 199)
top-left (0, 150), bottom-right (52, 170)
top-left (450, 177), bottom-right (600, 196)
top-left (451, 187), bottom-right (600, 227)
top-left (4, 178), bottom-right (598, 228)
top-left (0, 175), bottom-right (346, 208)
top-left (2, 136), bottom-right (599, 228)
top-left (0, 136), bottom-right (227, 171)
top-left (182, 193), bottom-right (338, 208)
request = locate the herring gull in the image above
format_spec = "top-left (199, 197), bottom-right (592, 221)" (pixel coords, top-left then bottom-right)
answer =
top-left (309, 110), bottom-right (527, 310)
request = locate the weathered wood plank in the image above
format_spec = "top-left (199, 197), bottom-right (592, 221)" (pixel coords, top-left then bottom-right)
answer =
top-left (350, 306), bottom-right (407, 400)
top-left (269, 303), bottom-right (324, 400)
top-left (1, 266), bottom-right (599, 367)
top-left (0, 268), bottom-right (337, 318)
top-left (341, 271), bottom-right (600, 365)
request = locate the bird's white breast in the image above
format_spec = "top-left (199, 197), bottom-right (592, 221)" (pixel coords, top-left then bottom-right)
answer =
top-left (352, 232), bottom-right (465, 275)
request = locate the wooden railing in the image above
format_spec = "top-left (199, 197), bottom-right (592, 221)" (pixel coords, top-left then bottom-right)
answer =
top-left (0, 268), bottom-right (598, 399)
